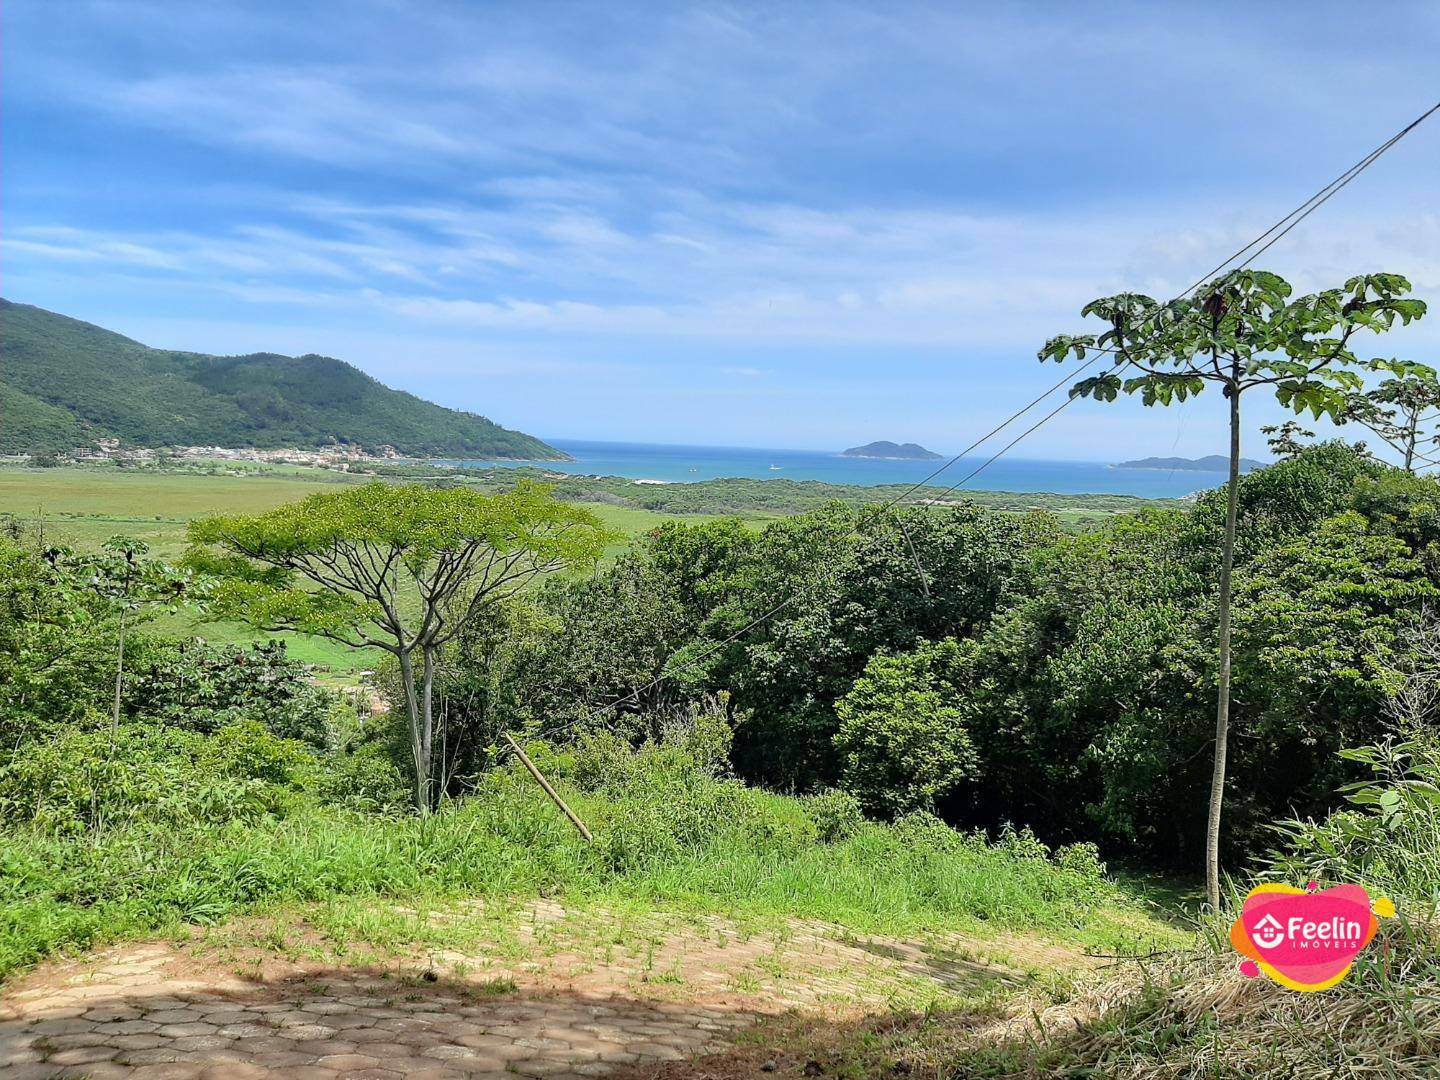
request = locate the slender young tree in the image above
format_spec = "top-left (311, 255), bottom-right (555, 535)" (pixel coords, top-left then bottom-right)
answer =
top-left (71, 537), bottom-right (190, 736)
top-left (188, 482), bottom-right (610, 811)
top-left (1339, 359), bottom-right (1440, 471)
top-left (1040, 270), bottom-right (1425, 908)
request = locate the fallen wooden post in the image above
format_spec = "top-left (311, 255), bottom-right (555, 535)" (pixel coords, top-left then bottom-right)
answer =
top-left (503, 732), bottom-right (595, 843)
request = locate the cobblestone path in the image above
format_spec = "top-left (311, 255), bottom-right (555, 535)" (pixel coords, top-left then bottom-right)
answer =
top-left (1, 902), bottom-right (1077, 1078)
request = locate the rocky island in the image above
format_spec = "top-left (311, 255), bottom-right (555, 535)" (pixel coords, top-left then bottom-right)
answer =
top-left (1116, 455), bottom-right (1262, 473)
top-left (840, 440), bottom-right (944, 460)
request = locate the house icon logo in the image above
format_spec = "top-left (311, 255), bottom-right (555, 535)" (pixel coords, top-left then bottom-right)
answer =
top-left (1231, 883), bottom-right (1393, 991)
top-left (1251, 913), bottom-right (1286, 949)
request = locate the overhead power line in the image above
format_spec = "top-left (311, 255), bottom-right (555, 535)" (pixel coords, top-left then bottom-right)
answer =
top-left (504, 99), bottom-right (1440, 756)
top-left (906, 99), bottom-right (1440, 507)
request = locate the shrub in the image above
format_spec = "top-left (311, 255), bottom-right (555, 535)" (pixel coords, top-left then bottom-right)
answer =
top-left (558, 716), bottom-right (790, 871)
top-left (312, 743), bottom-right (411, 814)
top-left (803, 788), bottom-right (866, 843)
top-left (834, 640), bottom-right (978, 816)
top-left (1054, 840), bottom-right (1107, 880)
top-left (1263, 737), bottom-right (1440, 905)
top-left (891, 809), bottom-right (976, 854)
top-left (124, 638), bottom-right (338, 746)
top-left (596, 778), bottom-right (787, 873)
top-left (996, 822), bottom-right (1053, 861)
top-left (0, 722), bottom-right (313, 834)
top-left (567, 703), bottom-right (734, 797)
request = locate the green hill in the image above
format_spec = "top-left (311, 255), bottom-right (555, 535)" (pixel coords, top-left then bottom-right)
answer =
top-left (839, 440), bottom-right (943, 460)
top-left (0, 299), bottom-right (564, 459)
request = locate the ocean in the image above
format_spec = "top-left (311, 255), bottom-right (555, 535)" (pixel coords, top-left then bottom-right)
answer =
top-left (444, 439), bottom-right (1231, 500)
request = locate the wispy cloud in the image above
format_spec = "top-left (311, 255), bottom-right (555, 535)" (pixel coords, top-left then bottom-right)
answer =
top-left (4, 0), bottom-right (1438, 452)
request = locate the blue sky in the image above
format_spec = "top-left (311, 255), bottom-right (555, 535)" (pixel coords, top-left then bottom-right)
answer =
top-left (5, 1), bottom-right (1439, 460)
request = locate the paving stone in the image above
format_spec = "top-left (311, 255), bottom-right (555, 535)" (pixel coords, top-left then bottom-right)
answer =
top-left (47, 1042), bottom-right (121, 1065)
top-left (516, 1035), bottom-right (572, 1051)
top-left (27, 1016), bottom-right (98, 1035)
top-left (171, 1034), bottom-right (236, 1052)
top-left (513, 1060), bottom-right (590, 1077)
top-left (316, 1051), bottom-right (384, 1069)
top-left (288, 1037), bottom-right (347, 1056)
top-left (353, 1026), bottom-right (410, 1043)
top-left (72, 1063), bottom-right (137, 1079)
top-left (0, 898), bottom-right (1048, 1079)
top-left (84, 1007), bottom-right (144, 1023)
top-left (157, 1021), bottom-right (221, 1037)
top-left (45, 1030), bottom-right (116, 1049)
top-left (624, 1040), bottom-right (686, 1060)
top-left (201, 1064), bottom-right (269, 1079)
top-left (111, 1032), bottom-right (169, 1051)
top-left (420, 1043), bottom-right (484, 1060)
top-left (109, 1019), bottom-right (162, 1035)
top-left (276, 1022), bottom-right (339, 1040)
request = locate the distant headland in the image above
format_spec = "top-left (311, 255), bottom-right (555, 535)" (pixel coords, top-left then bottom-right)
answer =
top-left (1115, 455), bottom-right (1263, 473)
top-left (840, 441), bottom-right (944, 461)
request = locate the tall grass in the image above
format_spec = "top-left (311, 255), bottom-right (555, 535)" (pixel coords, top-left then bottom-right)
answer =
top-left (950, 738), bottom-right (1440, 1078)
top-left (0, 726), bottom-right (1174, 981)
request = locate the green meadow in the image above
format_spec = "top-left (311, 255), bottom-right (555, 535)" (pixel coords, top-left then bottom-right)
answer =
top-left (0, 464), bottom-right (748, 673)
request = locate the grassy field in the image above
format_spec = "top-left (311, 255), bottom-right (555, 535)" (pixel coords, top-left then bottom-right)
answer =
top-left (0, 465), bottom-right (735, 555)
top-left (0, 462), bottom-right (1141, 675)
top-left (0, 465), bottom-right (757, 673)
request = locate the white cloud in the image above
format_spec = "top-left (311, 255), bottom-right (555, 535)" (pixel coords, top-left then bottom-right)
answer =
top-left (5, 0), bottom-right (1438, 453)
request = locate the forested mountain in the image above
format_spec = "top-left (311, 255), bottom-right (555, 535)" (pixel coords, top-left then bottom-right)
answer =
top-left (0, 299), bottom-right (563, 459)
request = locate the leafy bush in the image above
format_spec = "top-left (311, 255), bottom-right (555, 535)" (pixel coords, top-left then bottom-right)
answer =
top-left (1263, 738), bottom-right (1440, 905)
top-left (0, 722), bottom-right (313, 834)
top-left (1054, 840), bottom-right (1107, 880)
top-left (834, 639), bottom-right (979, 816)
top-left (891, 808), bottom-right (976, 854)
top-left (124, 638), bottom-right (339, 745)
top-left (311, 743), bottom-right (411, 814)
top-left (0, 537), bottom-right (116, 742)
top-left (566, 704), bottom-right (734, 796)
top-left (804, 788), bottom-right (865, 843)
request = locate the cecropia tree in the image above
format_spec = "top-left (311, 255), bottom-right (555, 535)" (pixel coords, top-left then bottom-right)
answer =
top-left (1040, 269), bottom-right (1426, 908)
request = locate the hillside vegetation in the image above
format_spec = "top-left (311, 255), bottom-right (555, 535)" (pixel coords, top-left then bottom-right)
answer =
top-left (0, 299), bottom-right (562, 459)
top-left (4, 441), bottom-right (1440, 1077)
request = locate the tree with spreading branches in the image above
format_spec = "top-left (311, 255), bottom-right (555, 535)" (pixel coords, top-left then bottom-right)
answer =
top-left (188, 482), bottom-right (610, 811)
top-left (1040, 269), bottom-right (1426, 907)
top-left (1338, 359), bottom-right (1440, 471)
top-left (1259, 419), bottom-right (1316, 459)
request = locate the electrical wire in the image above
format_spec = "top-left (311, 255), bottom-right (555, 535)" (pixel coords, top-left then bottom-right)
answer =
top-left (502, 99), bottom-right (1440, 755)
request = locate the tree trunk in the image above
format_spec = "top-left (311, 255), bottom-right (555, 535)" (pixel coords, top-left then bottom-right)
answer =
top-left (1206, 380), bottom-right (1243, 910)
top-left (420, 645), bottom-right (436, 811)
top-left (110, 607), bottom-right (128, 739)
top-left (397, 649), bottom-right (429, 813)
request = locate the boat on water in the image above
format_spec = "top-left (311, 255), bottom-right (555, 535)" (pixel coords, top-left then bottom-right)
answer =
top-left (769, 464), bottom-right (783, 471)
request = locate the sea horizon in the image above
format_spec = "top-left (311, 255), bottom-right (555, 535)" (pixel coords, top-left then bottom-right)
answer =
top-left (441, 438), bottom-right (1240, 500)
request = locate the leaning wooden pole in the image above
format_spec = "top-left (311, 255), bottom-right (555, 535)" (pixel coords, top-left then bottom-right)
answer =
top-left (503, 733), bottom-right (595, 843)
